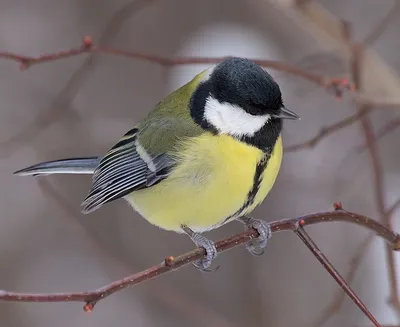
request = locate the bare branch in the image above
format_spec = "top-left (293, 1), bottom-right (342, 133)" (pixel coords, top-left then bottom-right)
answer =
top-left (0, 207), bottom-right (399, 312)
top-left (353, 118), bottom-right (400, 155)
top-left (361, 114), bottom-right (400, 315)
top-left (0, 0), bottom-right (154, 158)
top-left (387, 198), bottom-right (400, 220)
top-left (0, 36), bottom-right (334, 87)
top-left (37, 179), bottom-right (237, 327)
top-left (363, 1), bottom-right (400, 46)
top-left (310, 233), bottom-right (375, 327)
top-left (356, 95), bottom-right (400, 109)
top-left (0, 34), bottom-right (362, 160)
top-left (344, 20), bottom-right (400, 318)
top-left (295, 223), bottom-right (380, 327)
top-left (285, 106), bottom-right (371, 152)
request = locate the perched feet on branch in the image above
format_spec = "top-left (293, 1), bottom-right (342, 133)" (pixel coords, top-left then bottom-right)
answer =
top-left (237, 216), bottom-right (272, 256)
top-left (181, 225), bottom-right (218, 272)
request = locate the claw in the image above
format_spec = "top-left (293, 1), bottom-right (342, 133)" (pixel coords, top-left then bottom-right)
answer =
top-left (238, 216), bottom-right (271, 256)
top-left (182, 226), bottom-right (218, 272)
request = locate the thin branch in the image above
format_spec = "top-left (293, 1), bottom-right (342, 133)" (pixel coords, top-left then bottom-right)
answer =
top-left (0, 208), bottom-right (399, 312)
top-left (285, 106), bottom-right (371, 152)
top-left (356, 95), bottom-right (400, 109)
top-left (0, 34), bottom-right (363, 160)
top-left (310, 233), bottom-right (375, 327)
top-left (386, 198), bottom-right (400, 218)
top-left (353, 118), bottom-right (400, 155)
top-left (283, 93), bottom-right (400, 153)
top-left (0, 0), bottom-right (154, 158)
top-left (0, 36), bottom-right (356, 91)
top-left (344, 20), bottom-right (400, 318)
top-left (363, 1), bottom-right (400, 46)
top-left (359, 112), bottom-right (400, 315)
top-left (295, 223), bottom-right (380, 327)
top-left (37, 179), bottom-right (237, 327)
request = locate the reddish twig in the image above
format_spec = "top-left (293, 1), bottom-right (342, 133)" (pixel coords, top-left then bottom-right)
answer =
top-left (0, 36), bottom-right (355, 90)
top-left (345, 20), bottom-right (400, 318)
top-left (0, 35), bottom-right (361, 161)
top-left (0, 35), bottom-right (359, 159)
top-left (359, 112), bottom-right (400, 315)
top-left (285, 106), bottom-right (371, 152)
top-left (37, 179), bottom-right (237, 327)
top-left (310, 233), bottom-right (375, 327)
top-left (0, 208), bottom-right (399, 312)
top-left (0, 0), bottom-right (153, 158)
top-left (295, 221), bottom-right (380, 327)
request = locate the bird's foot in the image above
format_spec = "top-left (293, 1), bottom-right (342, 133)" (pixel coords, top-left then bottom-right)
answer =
top-left (237, 216), bottom-right (272, 256)
top-left (181, 226), bottom-right (218, 272)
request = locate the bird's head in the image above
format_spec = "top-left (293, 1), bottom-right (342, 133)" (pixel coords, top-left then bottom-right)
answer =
top-left (190, 57), bottom-right (299, 150)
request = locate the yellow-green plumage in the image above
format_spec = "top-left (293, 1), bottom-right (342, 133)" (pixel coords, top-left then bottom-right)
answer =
top-left (14, 57), bottom-right (296, 270)
top-left (136, 70), bottom-right (205, 155)
top-left (121, 69), bottom-right (284, 233)
top-left (127, 133), bottom-right (282, 232)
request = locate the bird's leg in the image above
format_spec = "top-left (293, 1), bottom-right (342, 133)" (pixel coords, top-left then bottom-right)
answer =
top-left (181, 225), bottom-right (218, 272)
top-left (236, 216), bottom-right (272, 256)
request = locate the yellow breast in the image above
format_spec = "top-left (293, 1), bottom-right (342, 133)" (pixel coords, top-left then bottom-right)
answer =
top-left (126, 133), bottom-right (283, 233)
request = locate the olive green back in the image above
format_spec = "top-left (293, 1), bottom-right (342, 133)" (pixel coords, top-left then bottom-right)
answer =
top-left (136, 69), bottom-right (208, 155)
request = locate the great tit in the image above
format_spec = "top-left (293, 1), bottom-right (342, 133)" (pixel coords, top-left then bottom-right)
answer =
top-left (14, 57), bottom-right (299, 271)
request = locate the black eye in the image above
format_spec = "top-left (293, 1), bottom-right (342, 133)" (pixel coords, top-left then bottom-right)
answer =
top-left (246, 104), bottom-right (266, 116)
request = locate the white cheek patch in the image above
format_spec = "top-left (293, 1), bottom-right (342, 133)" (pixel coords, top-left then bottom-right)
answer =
top-left (203, 96), bottom-right (270, 137)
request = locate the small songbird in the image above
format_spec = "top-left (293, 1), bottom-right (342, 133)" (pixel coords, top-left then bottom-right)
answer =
top-left (14, 57), bottom-right (299, 271)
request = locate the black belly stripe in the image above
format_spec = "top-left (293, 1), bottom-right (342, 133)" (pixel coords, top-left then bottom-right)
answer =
top-left (223, 153), bottom-right (270, 223)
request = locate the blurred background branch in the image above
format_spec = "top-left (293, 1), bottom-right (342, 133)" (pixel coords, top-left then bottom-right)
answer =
top-left (1, 0), bottom-right (400, 327)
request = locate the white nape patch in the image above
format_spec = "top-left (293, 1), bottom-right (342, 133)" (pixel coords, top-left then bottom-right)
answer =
top-left (204, 96), bottom-right (270, 137)
top-left (135, 139), bottom-right (156, 172)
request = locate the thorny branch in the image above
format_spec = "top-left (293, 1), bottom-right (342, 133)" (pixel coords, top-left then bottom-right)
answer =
top-left (0, 207), bottom-right (399, 318)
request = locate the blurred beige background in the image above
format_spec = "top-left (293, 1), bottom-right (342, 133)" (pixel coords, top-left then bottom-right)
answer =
top-left (0, 0), bottom-right (399, 326)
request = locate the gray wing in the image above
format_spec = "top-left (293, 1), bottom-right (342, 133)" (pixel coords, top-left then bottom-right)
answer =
top-left (81, 128), bottom-right (175, 214)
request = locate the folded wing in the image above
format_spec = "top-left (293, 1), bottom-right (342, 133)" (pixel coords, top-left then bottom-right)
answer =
top-left (81, 128), bottom-right (174, 213)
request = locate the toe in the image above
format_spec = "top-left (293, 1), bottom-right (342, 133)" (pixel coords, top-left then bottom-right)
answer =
top-left (189, 233), bottom-right (218, 272)
top-left (239, 217), bottom-right (272, 256)
top-left (252, 219), bottom-right (272, 241)
top-left (192, 260), bottom-right (220, 272)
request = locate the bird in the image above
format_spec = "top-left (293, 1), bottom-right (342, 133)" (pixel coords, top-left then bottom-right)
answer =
top-left (14, 57), bottom-right (299, 271)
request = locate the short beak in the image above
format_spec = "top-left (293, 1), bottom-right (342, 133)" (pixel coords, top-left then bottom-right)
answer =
top-left (273, 106), bottom-right (300, 120)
